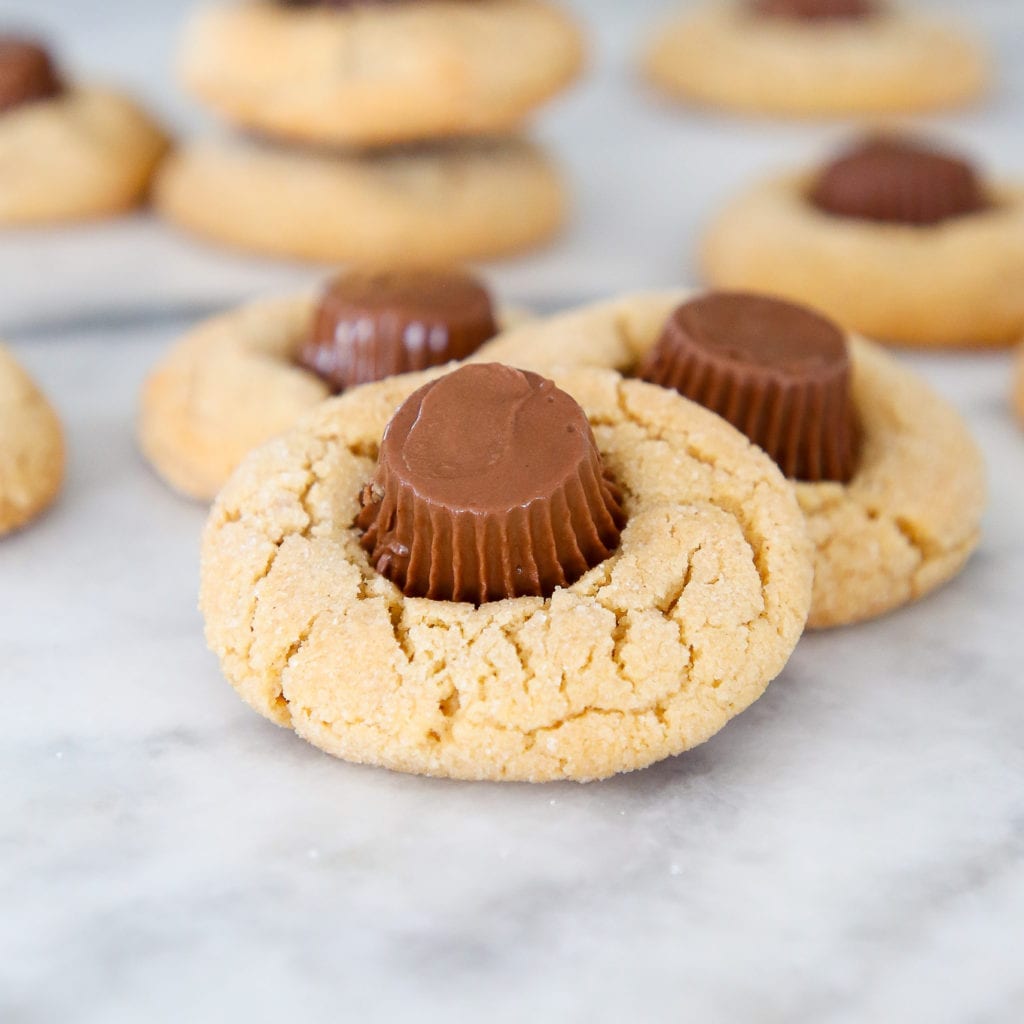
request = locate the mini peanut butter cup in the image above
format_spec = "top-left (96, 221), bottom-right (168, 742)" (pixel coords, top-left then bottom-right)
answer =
top-left (809, 136), bottom-right (989, 225)
top-left (296, 268), bottom-right (498, 394)
top-left (752, 0), bottom-right (875, 21)
top-left (638, 293), bottom-right (858, 483)
top-left (0, 37), bottom-right (63, 114)
top-left (357, 364), bottom-right (625, 604)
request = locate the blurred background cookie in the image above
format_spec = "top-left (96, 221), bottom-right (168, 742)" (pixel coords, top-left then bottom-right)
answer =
top-left (180, 0), bottom-right (584, 147)
top-left (161, 0), bottom-right (582, 263)
top-left (0, 35), bottom-right (168, 224)
top-left (0, 344), bottom-right (64, 534)
top-left (642, 0), bottom-right (988, 117)
top-left (701, 134), bottom-right (1024, 347)
top-left (154, 135), bottom-right (565, 264)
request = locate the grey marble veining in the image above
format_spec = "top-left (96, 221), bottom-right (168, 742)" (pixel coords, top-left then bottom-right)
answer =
top-left (2, 1), bottom-right (1024, 1021)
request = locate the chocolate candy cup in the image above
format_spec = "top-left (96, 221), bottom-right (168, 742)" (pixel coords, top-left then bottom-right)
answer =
top-left (0, 37), bottom-right (62, 114)
top-left (752, 0), bottom-right (875, 20)
top-left (639, 293), bottom-right (859, 483)
top-left (358, 364), bottom-right (625, 604)
top-left (810, 136), bottom-right (989, 225)
top-left (296, 268), bottom-right (498, 394)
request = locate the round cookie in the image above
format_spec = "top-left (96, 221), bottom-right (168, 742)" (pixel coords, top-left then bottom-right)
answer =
top-left (200, 364), bottom-right (812, 782)
top-left (642, 2), bottom-right (987, 117)
top-left (181, 0), bottom-right (584, 148)
top-left (479, 290), bottom-right (986, 628)
top-left (0, 345), bottom-right (64, 535)
top-left (139, 282), bottom-right (527, 501)
top-left (702, 168), bottom-right (1024, 348)
top-left (154, 135), bottom-right (565, 264)
top-left (0, 84), bottom-right (168, 225)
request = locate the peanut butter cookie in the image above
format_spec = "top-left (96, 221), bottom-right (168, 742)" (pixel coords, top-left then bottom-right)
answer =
top-left (480, 290), bottom-right (986, 628)
top-left (642, 1), bottom-right (986, 117)
top-left (0, 37), bottom-right (168, 224)
top-left (0, 345), bottom-right (64, 535)
top-left (181, 0), bottom-right (584, 147)
top-left (154, 135), bottom-right (565, 264)
top-left (199, 363), bottom-right (812, 782)
top-left (702, 136), bottom-right (1024, 348)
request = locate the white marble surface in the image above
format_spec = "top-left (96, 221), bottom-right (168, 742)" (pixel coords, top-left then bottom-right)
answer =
top-left (2, 2), bottom-right (1024, 1022)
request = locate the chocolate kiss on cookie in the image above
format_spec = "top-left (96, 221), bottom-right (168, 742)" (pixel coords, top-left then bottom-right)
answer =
top-left (357, 363), bottom-right (625, 604)
top-left (809, 136), bottom-right (989, 225)
top-left (751, 0), bottom-right (876, 21)
top-left (297, 268), bottom-right (498, 394)
top-left (638, 292), bottom-right (859, 483)
top-left (0, 37), bottom-right (63, 114)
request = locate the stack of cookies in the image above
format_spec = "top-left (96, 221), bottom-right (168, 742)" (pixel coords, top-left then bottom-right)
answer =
top-left (155, 0), bottom-right (584, 265)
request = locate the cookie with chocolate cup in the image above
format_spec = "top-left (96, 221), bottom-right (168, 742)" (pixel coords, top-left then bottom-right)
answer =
top-left (200, 362), bottom-right (812, 782)
top-left (154, 135), bottom-right (565, 264)
top-left (479, 290), bottom-right (986, 628)
top-left (179, 0), bottom-right (584, 148)
top-left (642, 0), bottom-right (987, 117)
top-left (0, 36), bottom-right (168, 225)
top-left (139, 268), bottom-right (524, 501)
top-left (703, 135), bottom-right (1024, 348)
top-left (0, 345), bottom-right (64, 535)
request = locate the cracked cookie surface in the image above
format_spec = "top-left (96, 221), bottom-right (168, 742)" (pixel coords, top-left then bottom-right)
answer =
top-left (200, 365), bottom-right (812, 782)
top-left (480, 291), bottom-right (986, 628)
top-left (138, 293), bottom-right (527, 501)
top-left (0, 345), bottom-right (64, 534)
top-left (642, 4), bottom-right (987, 117)
top-left (0, 88), bottom-right (168, 225)
top-left (154, 135), bottom-right (565, 264)
top-left (181, 0), bottom-right (583, 148)
top-left (702, 173), bottom-right (1024, 348)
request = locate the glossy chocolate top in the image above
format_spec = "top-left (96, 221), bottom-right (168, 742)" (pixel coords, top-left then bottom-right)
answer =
top-left (810, 136), bottom-right (989, 225)
top-left (638, 293), bottom-right (859, 482)
top-left (357, 364), bottom-right (625, 603)
top-left (297, 268), bottom-right (498, 393)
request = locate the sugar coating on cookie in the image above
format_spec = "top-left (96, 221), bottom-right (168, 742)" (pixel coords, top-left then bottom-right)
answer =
top-left (200, 365), bottom-right (812, 782)
top-left (155, 135), bottom-right (565, 264)
top-left (702, 156), bottom-right (1024, 347)
top-left (0, 345), bottom-right (64, 535)
top-left (180, 0), bottom-right (584, 147)
top-left (478, 291), bottom-right (986, 628)
top-left (642, 2), bottom-right (987, 117)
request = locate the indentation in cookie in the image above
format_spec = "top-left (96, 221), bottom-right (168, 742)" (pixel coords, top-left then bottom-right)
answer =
top-left (296, 268), bottom-right (498, 394)
top-left (637, 292), bottom-right (859, 483)
top-left (809, 135), bottom-right (990, 225)
top-left (357, 364), bottom-right (625, 603)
